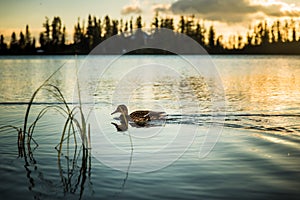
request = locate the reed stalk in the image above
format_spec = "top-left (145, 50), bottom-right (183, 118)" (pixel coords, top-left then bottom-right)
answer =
top-left (19, 56), bottom-right (91, 158)
top-left (23, 62), bottom-right (66, 146)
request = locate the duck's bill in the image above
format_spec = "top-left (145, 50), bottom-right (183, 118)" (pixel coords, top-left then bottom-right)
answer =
top-left (111, 110), bottom-right (118, 115)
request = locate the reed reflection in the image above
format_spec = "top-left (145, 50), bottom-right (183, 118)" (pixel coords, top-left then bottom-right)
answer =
top-left (57, 146), bottom-right (92, 199)
top-left (13, 125), bottom-right (93, 199)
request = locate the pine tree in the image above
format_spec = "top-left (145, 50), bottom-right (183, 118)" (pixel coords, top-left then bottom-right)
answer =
top-left (0, 35), bottom-right (8, 52)
top-left (10, 32), bottom-right (19, 52)
top-left (178, 16), bottom-right (185, 33)
top-left (208, 25), bottom-right (216, 48)
top-left (19, 31), bottom-right (25, 49)
top-left (136, 16), bottom-right (142, 29)
top-left (25, 25), bottom-right (31, 50)
top-left (104, 15), bottom-right (112, 39)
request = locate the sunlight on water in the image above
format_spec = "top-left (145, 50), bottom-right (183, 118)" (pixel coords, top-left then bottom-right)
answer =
top-left (217, 56), bottom-right (300, 115)
top-left (253, 133), bottom-right (299, 147)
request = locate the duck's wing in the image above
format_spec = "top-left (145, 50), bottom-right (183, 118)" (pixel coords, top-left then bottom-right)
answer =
top-left (130, 111), bottom-right (150, 119)
top-left (129, 110), bottom-right (167, 124)
top-left (129, 111), bottom-right (151, 125)
top-left (146, 111), bottom-right (167, 120)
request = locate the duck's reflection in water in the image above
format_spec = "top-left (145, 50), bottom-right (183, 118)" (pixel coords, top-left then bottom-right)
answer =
top-left (111, 114), bottom-right (129, 131)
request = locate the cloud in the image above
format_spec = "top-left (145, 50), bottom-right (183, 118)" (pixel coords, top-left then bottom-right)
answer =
top-left (166, 0), bottom-right (300, 23)
top-left (169, 0), bottom-right (257, 23)
top-left (152, 4), bottom-right (171, 13)
top-left (121, 5), bottom-right (142, 15)
top-left (259, 1), bottom-right (300, 17)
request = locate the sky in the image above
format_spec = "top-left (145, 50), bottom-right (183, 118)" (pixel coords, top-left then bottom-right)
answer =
top-left (1, 0), bottom-right (300, 43)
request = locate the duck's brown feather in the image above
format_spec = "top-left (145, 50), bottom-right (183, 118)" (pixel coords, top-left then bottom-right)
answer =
top-left (129, 111), bottom-right (151, 123)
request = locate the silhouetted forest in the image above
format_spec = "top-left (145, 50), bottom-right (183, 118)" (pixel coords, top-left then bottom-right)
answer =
top-left (1, 14), bottom-right (300, 55)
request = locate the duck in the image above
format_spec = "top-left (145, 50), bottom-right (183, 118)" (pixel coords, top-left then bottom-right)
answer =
top-left (111, 104), bottom-right (166, 126)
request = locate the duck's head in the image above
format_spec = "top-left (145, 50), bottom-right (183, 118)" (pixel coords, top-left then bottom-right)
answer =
top-left (111, 104), bottom-right (128, 115)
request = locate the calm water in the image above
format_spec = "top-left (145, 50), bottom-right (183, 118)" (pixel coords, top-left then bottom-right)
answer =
top-left (0, 55), bottom-right (300, 199)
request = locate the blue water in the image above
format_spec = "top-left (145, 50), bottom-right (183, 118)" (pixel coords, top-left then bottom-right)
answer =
top-left (0, 55), bottom-right (300, 199)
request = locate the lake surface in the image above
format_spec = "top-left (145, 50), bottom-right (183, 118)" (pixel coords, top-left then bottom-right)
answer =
top-left (0, 55), bottom-right (300, 199)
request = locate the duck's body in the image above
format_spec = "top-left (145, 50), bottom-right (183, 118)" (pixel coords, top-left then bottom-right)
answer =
top-left (129, 110), bottom-right (151, 125)
top-left (111, 105), bottom-right (166, 126)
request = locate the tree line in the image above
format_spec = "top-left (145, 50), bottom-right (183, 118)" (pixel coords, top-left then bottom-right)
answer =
top-left (1, 14), bottom-right (300, 55)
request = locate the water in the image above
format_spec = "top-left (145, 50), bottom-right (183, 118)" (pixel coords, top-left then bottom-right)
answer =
top-left (0, 55), bottom-right (300, 199)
